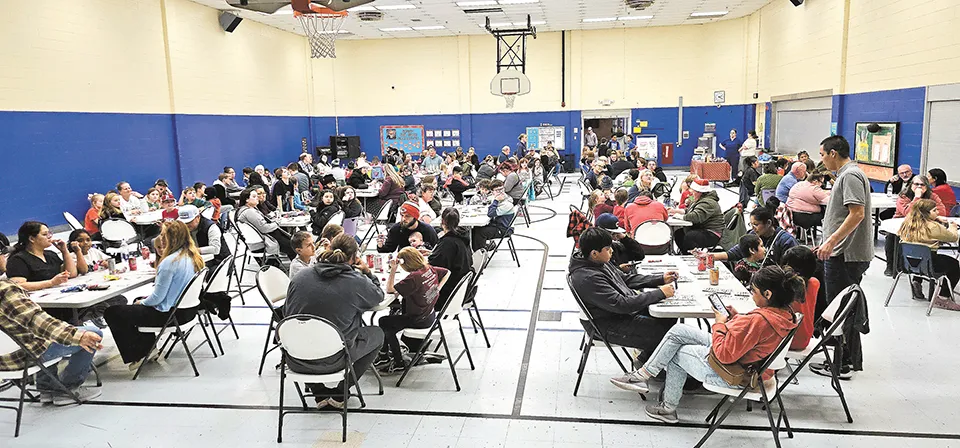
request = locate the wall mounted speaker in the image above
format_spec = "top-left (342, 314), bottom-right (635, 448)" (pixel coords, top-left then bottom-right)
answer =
top-left (219, 11), bottom-right (243, 33)
top-left (789, 0), bottom-right (804, 6)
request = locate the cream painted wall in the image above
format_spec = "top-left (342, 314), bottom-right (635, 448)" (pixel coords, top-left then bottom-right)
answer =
top-left (0, 0), bottom-right (170, 113)
top-left (843, 0), bottom-right (960, 93)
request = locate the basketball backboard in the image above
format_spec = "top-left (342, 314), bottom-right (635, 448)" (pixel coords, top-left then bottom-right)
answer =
top-left (491, 69), bottom-right (531, 108)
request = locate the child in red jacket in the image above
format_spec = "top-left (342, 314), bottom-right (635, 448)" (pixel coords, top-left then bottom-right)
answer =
top-left (609, 266), bottom-right (801, 424)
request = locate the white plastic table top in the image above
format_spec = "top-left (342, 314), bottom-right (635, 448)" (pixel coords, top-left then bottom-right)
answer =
top-left (129, 210), bottom-right (163, 225)
top-left (30, 266), bottom-right (157, 309)
top-left (455, 205), bottom-right (492, 228)
top-left (644, 255), bottom-right (756, 319)
top-left (871, 192), bottom-right (897, 210)
top-left (277, 214), bottom-right (311, 228)
top-left (666, 217), bottom-right (693, 228)
top-left (356, 187), bottom-right (379, 198)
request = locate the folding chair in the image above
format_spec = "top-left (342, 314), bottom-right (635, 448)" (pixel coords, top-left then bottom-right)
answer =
top-left (235, 221), bottom-right (284, 274)
top-left (633, 220), bottom-right (671, 255)
top-left (462, 249), bottom-right (491, 348)
top-left (516, 183), bottom-right (534, 227)
top-left (0, 327), bottom-right (83, 437)
top-left (760, 188), bottom-right (777, 206)
top-left (778, 285), bottom-right (864, 424)
top-left (358, 199), bottom-right (392, 249)
top-left (99, 219), bottom-right (140, 255)
top-left (327, 210), bottom-right (345, 228)
top-left (481, 212), bottom-right (521, 271)
top-left (695, 314), bottom-right (803, 448)
top-left (256, 265), bottom-right (290, 376)
top-left (222, 232), bottom-right (254, 304)
top-left (885, 242), bottom-right (957, 315)
top-left (200, 206), bottom-right (215, 220)
top-left (396, 272), bottom-right (475, 391)
top-left (202, 256), bottom-right (242, 355)
top-left (63, 212), bottom-right (84, 231)
top-left (133, 268), bottom-right (212, 380)
top-left (578, 180), bottom-right (593, 211)
top-left (566, 274), bottom-right (643, 399)
top-left (277, 315), bottom-right (368, 443)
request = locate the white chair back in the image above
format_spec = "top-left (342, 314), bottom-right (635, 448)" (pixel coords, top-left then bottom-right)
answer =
top-left (376, 200), bottom-right (393, 222)
top-left (236, 221), bottom-right (265, 247)
top-left (438, 272), bottom-right (474, 319)
top-left (327, 211), bottom-right (345, 227)
top-left (821, 285), bottom-right (859, 337)
top-left (257, 266), bottom-right (290, 304)
top-left (200, 207), bottom-right (215, 220)
top-left (579, 180), bottom-right (592, 198)
top-left (634, 220), bottom-right (671, 246)
top-left (63, 212), bottom-right (83, 231)
top-left (176, 268), bottom-right (209, 310)
top-left (100, 219), bottom-right (138, 243)
top-left (278, 315), bottom-right (345, 360)
top-left (205, 257), bottom-right (235, 294)
top-left (0, 329), bottom-right (20, 356)
top-left (769, 312), bottom-right (803, 371)
top-left (472, 249), bottom-right (487, 274)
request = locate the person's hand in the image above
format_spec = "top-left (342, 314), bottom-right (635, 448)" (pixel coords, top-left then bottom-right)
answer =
top-left (69, 241), bottom-right (81, 253)
top-left (388, 258), bottom-right (399, 271)
top-left (663, 271), bottom-right (679, 284)
top-left (725, 305), bottom-right (738, 319)
top-left (53, 239), bottom-right (68, 253)
top-left (914, 185), bottom-right (925, 197)
top-left (814, 238), bottom-right (837, 261)
top-left (376, 235), bottom-right (386, 248)
top-left (317, 237), bottom-right (331, 251)
top-left (417, 248), bottom-right (432, 257)
top-left (354, 259), bottom-right (371, 275)
top-left (659, 284), bottom-right (676, 298)
top-left (78, 331), bottom-right (103, 353)
top-left (713, 308), bottom-right (728, 325)
top-left (890, 175), bottom-right (900, 183)
top-left (50, 271), bottom-right (70, 287)
top-left (618, 263), bottom-right (632, 273)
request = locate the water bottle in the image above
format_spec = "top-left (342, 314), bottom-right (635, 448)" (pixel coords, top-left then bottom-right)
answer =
top-left (886, 182), bottom-right (893, 197)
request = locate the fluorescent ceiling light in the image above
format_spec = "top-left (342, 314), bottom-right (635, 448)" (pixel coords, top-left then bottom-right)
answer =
top-left (413, 25), bottom-right (446, 30)
top-left (583, 17), bottom-right (617, 23)
top-left (456, 1), bottom-right (497, 6)
top-left (498, 0), bottom-right (540, 4)
top-left (690, 11), bottom-right (729, 17)
top-left (375, 4), bottom-right (417, 10)
top-left (618, 15), bottom-right (653, 21)
top-left (347, 5), bottom-right (377, 11)
top-left (479, 22), bottom-right (513, 27)
top-left (479, 21), bottom-right (544, 27)
top-left (380, 27), bottom-right (413, 31)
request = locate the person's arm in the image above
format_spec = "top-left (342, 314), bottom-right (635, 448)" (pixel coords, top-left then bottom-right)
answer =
top-left (814, 186), bottom-right (830, 205)
top-left (378, 224), bottom-right (402, 253)
top-left (711, 313), bottom-right (765, 364)
top-left (895, 196), bottom-right (911, 218)
top-left (576, 273), bottom-right (667, 315)
top-left (139, 260), bottom-right (173, 308)
top-left (386, 259), bottom-right (400, 294)
top-left (54, 242), bottom-right (78, 279)
top-left (0, 287), bottom-right (84, 348)
top-left (253, 210), bottom-right (280, 233)
top-left (623, 271), bottom-right (666, 289)
top-left (199, 225), bottom-right (222, 256)
top-left (72, 243), bottom-right (88, 276)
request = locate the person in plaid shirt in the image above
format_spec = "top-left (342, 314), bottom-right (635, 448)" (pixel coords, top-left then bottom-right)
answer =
top-left (0, 280), bottom-right (103, 405)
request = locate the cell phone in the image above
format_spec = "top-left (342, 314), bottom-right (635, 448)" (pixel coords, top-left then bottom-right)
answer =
top-left (708, 293), bottom-right (731, 319)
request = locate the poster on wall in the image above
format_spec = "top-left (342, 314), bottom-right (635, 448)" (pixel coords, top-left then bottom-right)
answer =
top-left (381, 125), bottom-right (425, 155)
top-left (854, 122), bottom-right (899, 181)
top-left (634, 135), bottom-right (659, 162)
top-left (526, 126), bottom-right (566, 151)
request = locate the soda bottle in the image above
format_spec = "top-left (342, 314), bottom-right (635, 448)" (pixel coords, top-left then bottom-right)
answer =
top-left (128, 253), bottom-right (138, 271)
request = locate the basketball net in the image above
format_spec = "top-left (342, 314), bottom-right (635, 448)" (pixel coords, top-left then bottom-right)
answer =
top-left (503, 94), bottom-right (517, 108)
top-left (295, 9), bottom-right (347, 59)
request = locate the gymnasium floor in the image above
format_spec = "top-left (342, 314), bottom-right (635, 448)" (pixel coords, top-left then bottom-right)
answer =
top-left (2, 171), bottom-right (959, 448)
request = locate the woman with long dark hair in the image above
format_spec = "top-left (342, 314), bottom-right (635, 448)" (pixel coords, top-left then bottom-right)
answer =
top-left (5, 221), bottom-right (81, 291)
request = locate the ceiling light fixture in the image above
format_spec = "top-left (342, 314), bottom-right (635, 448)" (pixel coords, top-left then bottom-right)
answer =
top-left (582, 17), bottom-right (617, 23)
top-left (498, 0), bottom-right (540, 4)
top-left (618, 15), bottom-right (653, 21)
top-left (348, 5), bottom-right (378, 11)
top-left (379, 26), bottom-right (414, 31)
top-left (456, 1), bottom-right (498, 6)
top-left (375, 4), bottom-right (417, 11)
top-left (413, 25), bottom-right (446, 30)
top-left (689, 11), bottom-right (729, 17)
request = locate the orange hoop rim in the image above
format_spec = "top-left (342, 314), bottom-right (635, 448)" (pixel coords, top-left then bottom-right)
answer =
top-left (293, 4), bottom-right (348, 18)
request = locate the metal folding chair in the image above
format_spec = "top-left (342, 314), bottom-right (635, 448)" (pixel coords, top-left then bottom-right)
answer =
top-left (633, 220), bottom-right (672, 255)
top-left (63, 212), bottom-right (84, 231)
top-left (463, 249), bottom-right (491, 348)
top-left (481, 212), bottom-right (521, 270)
top-left (256, 266), bottom-right (290, 376)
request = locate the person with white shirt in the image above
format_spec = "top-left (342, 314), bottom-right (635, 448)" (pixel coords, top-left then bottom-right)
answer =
top-left (298, 154), bottom-right (315, 176)
top-left (738, 130), bottom-right (759, 176)
top-left (288, 231), bottom-right (316, 279)
top-left (116, 181), bottom-right (146, 218)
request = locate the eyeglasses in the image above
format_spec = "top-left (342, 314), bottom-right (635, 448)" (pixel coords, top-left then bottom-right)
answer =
top-left (912, 182), bottom-right (926, 187)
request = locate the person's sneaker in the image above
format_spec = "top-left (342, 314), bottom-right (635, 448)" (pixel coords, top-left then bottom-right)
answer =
top-left (316, 397), bottom-right (345, 410)
top-left (934, 297), bottom-right (960, 311)
top-left (38, 391), bottom-right (54, 404)
top-left (883, 267), bottom-right (894, 277)
top-left (809, 360), bottom-right (854, 380)
top-left (373, 352), bottom-right (392, 368)
top-left (911, 281), bottom-right (927, 301)
top-left (377, 360), bottom-right (408, 376)
top-left (645, 402), bottom-right (679, 424)
top-left (53, 386), bottom-right (101, 406)
top-left (609, 371), bottom-right (649, 393)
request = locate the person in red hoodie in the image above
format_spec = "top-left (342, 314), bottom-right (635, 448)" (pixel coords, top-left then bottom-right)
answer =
top-left (609, 265), bottom-right (801, 424)
top-left (623, 190), bottom-right (669, 234)
top-left (612, 189), bottom-right (629, 226)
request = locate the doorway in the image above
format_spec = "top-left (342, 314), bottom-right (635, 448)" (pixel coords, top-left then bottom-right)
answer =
top-left (581, 109), bottom-right (631, 160)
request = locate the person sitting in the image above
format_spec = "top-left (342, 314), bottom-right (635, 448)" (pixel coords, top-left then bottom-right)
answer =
top-left (178, 187), bottom-right (211, 209)
top-left (377, 247), bottom-right (450, 374)
top-left (284, 234), bottom-right (384, 409)
top-left (254, 186), bottom-right (276, 215)
top-left (444, 166), bottom-right (472, 204)
top-left (585, 163), bottom-right (604, 190)
top-left (0, 280), bottom-right (104, 404)
top-left (595, 213), bottom-right (645, 268)
top-left (103, 221), bottom-right (204, 369)
top-left (501, 162), bottom-right (525, 202)
top-left (310, 190), bottom-right (341, 236)
top-left (753, 162), bottom-right (782, 207)
top-left (730, 234), bottom-right (765, 285)
top-left (83, 193), bottom-right (104, 235)
top-left (5, 221), bottom-right (80, 292)
top-left (378, 202), bottom-right (439, 253)
top-left (154, 179), bottom-right (175, 202)
top-left (886, 164), bottom-right (914, 196)
top-left (780, 246), bottom-right (819, 351)
top-left (235, 188), bottom-right (296, 260)
top-left (178, 205), bottom-right (228, 270)
top-left (298, 153), bottom-right (315, 176)
top-left (416, 184), bottom-right (441, 224)
top-left (160, 197), bottom-right (178, 221)
top-left (928, 168), bottom-right (957, 214)
top-left (347, 162), bottom-right (370, 189)
top-left (677, 174), bottom-right (698, 209)
top-left (646, 160), bottom-right (668, 183)
top-left (612, 189), bottom-right (629, 225)
top-left (884, 175), bottom-right (947, 276)
top-left (775, 162), bottom-right (807, 203)
top-left (607, 151), bottom-right (633, 178)
top-left (786, 173), bottom-right (830, 228)
top-left (100, 192), bottom-right (125, 223)
top-left (610, 266), bottom-right (800, 424)
top-left (407, 231), bottom-right (431, 251)
top-left (589, 190), bottom-right (615, 221)
top-left (623, 190), bottom-right (669, 235)
top-left (220, 167), bottom-right (244, 193)
top-left (116, 182), bottom-right (145, 218)
top-left (711, 206), bottom-right (798, 267)
top-left (636, 169), bottom-right (660, 197)
top-left (428, 209), bottom-right (472, 310)
top-left (68, 229), bottom-right (109, 270)
top-left (569, 228), bottom-right (677, 366)
top-left (615, 168), bottom-right (638, 189)
top-left (739, 156), bottom-right (761, 209)
top-left (288, 231), bottom-right (316, 279)
top-left (144, 188), bottom-right (163, 212)
top-left (472, 180), bottom-right (517, 251)
top-left (898, 199), bottom-right (960, 310)
top-left (377, 165), bottom-right (406, 217)
top-left (318, 224), bottom-right (344, 253)
top-left (669, 180), bottom-right (724, 254)
top-left (66, 229), bottom-right (125, 326)
top-left (422, 147), bottom-right (444, 172)
top-left (337, 186), bottom-right (364, 219)
top-left (203, 187), bottom-right (227, 226)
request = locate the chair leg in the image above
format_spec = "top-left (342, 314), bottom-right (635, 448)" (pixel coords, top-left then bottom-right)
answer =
top-left (396, 325), bottom-right (439, 388)
top-left (133, 329), bottom-right (167, 381)
top-left (760, 387), bottom-right (782, 448)
top-left (508, 237), bottom-right (520, 267)
top-left (177, 327), bottom-right (201, 377)
top-left (829, 345), bottom-right (854, 423)
top-left (603, 341), bottom-right (629, 374)
top-left (776, 392), bottom-right (794, 438)
top-left (574, 339), bottom-right (592, 396)
top-left (349, 368), bottom-right (367, 408)
top-left (197, 315), bottom-right (219, 358)
top-left (228, 315), bottom-right (240, 340)
top-left (367, 363), bottom-right (384, 395)
top-left (258, 324), bottom-right (275, 376)
top-left (437, 325), bottom-right (461, 392)
top-left (884, 272), bottom-right (903, 306)
top-left (694, 390), bottom-right (750, 448)
top-left (293, 382), bottom-right (309, 410)
top-left (456, 318), bottom-right (475, 370)
top-left (471, 302), bottom-right (491, 348)
top-left (277, 360), bottom-right (285, 443)
top-left (14, 374), bottom-right (26, 437)
top-left (92, 364), bottom-right (102, 387)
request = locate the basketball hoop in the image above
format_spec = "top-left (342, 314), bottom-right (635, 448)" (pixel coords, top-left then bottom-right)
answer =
top-left (294, 4), bottom-right (347, 59)
top-left (490, 68), bottom-right (531, 109)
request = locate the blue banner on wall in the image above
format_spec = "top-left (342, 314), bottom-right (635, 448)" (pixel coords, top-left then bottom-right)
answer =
top-left (380, 125), bottom-right (424, 155)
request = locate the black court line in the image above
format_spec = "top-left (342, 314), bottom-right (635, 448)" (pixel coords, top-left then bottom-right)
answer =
top-left (26, 398), bottom-right (960, 441)
top-left (209, 321), bottom-right (581, 333)
top-left (509, 233), bottom-right (549, 416)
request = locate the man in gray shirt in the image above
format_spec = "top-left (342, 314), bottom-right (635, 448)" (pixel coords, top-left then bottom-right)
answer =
top-left (814, 135), bottom-right (872, 377)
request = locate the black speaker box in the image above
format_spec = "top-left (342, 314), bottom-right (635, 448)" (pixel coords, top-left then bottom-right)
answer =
top-left (219, 11), bottom-right (243, 33)
top-left (789, 0), bottom-right (804, 6)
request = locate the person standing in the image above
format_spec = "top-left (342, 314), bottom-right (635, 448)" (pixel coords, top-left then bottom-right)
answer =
top-left (738, 131), bottom-right (759, 177)
top-left (516, 134), bottom-right (528, 157)
top-left (720, 129), bottom-right (743, 185)
top-left (813, 135), bottom-right (872, 378)
top-left (584, 127), bottom-right (598, 149)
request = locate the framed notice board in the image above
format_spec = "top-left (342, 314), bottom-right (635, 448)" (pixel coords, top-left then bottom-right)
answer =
top-left (854, 122), bottom-right (899, 181)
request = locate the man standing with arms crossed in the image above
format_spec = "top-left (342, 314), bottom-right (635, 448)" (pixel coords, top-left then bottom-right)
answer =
top-left (813, 135), bottom-right (871, 379)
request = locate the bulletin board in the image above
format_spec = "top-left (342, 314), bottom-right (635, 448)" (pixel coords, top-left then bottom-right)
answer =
top-left (634, 135), bottom-right (659, 162)
top-left (526, 126), bottom-right (565, 151)
top-left (854, 122), bottom-right (899, 181)
top-left (424, 129), bottom-right (462, 152)
top-left (380, 125), bottom-right (425, 155)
